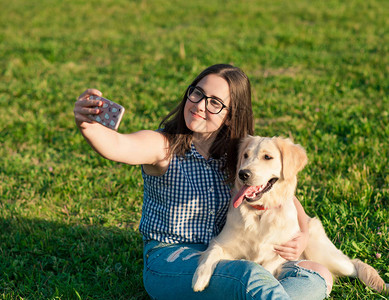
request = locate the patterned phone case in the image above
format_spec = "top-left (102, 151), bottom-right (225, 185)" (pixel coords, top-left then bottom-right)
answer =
top-left (89, 96), bottom-right (125, 131)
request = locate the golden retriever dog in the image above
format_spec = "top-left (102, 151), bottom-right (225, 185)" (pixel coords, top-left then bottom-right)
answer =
top-left (192, 136), bottom-right (388, 295)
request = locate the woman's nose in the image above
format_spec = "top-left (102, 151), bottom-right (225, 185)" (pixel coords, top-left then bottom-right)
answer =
top-left (194, 98), bottom-right (206, 111)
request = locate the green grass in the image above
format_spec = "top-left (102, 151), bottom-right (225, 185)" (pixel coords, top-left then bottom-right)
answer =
top-left (0, 0), bottom-right (388, 299)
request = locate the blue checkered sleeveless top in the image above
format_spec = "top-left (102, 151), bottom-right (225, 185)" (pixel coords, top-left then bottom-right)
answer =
top-left (139, 144), bottom-right (231, 244)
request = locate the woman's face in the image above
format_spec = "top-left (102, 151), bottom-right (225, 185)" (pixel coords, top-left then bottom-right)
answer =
top-left (184, 74), bottom-right (230, 140)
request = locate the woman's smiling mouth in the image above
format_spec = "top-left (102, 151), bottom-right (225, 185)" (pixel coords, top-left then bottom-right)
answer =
top-left (190, 111), bottom-right (206, 119)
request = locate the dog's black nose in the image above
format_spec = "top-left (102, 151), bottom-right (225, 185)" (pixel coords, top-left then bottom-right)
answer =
top-left (239, 169), bottom-right (252, 182)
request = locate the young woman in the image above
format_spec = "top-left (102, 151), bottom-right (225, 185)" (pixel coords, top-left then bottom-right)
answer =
top-left (74, 64), bottom-right (332, 299)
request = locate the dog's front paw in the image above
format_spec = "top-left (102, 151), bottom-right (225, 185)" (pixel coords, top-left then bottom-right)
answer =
top-left (192, 265), bottom-right (212, 292)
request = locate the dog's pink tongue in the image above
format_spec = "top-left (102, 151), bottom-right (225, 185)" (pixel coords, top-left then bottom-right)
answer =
top-left (233, 185), bottom-right (255, 208)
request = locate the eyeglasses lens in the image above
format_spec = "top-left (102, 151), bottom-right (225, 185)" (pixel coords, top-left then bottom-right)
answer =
top-left (187, 87), bottom-right (224, 114)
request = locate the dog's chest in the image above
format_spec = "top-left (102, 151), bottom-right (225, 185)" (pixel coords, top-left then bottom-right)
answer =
top-left (238, 209), bottom-right (299, 263)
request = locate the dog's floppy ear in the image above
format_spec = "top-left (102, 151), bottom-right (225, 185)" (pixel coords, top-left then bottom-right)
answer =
top-left (274, 137), bottom-right (307, 181)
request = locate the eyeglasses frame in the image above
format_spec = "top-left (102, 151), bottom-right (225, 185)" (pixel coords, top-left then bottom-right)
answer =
top-left (186, 85), bottom-right (229, 114)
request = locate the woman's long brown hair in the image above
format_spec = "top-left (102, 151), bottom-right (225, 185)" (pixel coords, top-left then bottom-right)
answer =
top-left (159, 64), bottom-right (254, 182)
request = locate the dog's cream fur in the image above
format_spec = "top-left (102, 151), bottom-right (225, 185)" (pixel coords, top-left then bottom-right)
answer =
top-left (192, 136), bottom-right (388, 295)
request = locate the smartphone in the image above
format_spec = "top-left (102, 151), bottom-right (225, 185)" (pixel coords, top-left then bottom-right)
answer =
top-left (89, 95), bottom-right (125, 131)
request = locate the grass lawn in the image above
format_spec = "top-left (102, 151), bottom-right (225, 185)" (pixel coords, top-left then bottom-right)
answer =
top-left (0, 0), bottom-right (388, 299)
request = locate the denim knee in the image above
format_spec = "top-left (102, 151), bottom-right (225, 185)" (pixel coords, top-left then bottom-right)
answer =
top-left (278, 261), bottom-right (328, 300)
top-left (212, 260), bottom-right (290, 299)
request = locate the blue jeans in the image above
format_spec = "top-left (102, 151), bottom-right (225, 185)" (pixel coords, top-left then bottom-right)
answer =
top-left (143, 241), bottom-right (327, 300)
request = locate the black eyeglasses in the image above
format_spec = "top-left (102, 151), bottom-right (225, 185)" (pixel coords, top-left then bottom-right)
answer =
top-left (186, 86), bottom-right (228, 114)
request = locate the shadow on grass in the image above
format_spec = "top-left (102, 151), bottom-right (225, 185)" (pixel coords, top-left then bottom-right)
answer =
top-left (0, 217), bottom-right (148, 300)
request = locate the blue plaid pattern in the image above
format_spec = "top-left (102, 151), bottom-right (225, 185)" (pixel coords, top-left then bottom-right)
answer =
top-left (140, 144), bottom-right (231, 244)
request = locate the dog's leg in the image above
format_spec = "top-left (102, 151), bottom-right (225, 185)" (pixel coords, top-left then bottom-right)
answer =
top-left (192, 242), bottom-right (229, 292)
top-left (265, 255), bottom-right (287, 277)
top-left (352, 259), bottom-right (388, 294)
top-left (305, 218), bottom-right (388, 293)
top-left (304, 218), bottom-right (357, 276)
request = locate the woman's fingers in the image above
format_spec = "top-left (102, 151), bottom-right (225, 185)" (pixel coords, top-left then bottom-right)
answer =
top-left (274, 245), bottom-right (299, 261)
top-left (75, 114), bottom-right (94, 124)
top-left (75, 106), bottom-right (101, 115)
top-left (74, 90), bottom-right (104, 126)
top-left (77, 88), bottom-right (102, 101)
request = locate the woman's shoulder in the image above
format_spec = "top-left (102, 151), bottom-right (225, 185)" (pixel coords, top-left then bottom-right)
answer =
top-left (138, 129), bottom-right (171, 176)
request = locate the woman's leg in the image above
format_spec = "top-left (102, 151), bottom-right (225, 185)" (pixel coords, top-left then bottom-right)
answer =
top-left (277, 261), bottom-right (329, 300)
top-left (143, 241), bottom-right (291, 300)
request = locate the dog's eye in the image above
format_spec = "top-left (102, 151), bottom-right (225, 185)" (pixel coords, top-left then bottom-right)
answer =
top-left (243, 153), bottom-right (248, 159)
top-left (264, 154), bottom-right (273, 160)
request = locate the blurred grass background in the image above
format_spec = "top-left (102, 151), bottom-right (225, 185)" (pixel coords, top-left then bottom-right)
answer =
top-left (0, 0), bottom-right (388, 299)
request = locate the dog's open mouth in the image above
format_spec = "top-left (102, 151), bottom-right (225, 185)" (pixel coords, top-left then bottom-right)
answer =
top-left (233, 178), bottom-right (278, 208)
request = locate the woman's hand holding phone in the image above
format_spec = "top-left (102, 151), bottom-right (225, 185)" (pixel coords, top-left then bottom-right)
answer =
top-left (74, 89), bottom-right (125, 131)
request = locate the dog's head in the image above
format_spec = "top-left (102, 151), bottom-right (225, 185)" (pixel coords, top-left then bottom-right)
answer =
top-left (232, 136), bottom-right (307, 208)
